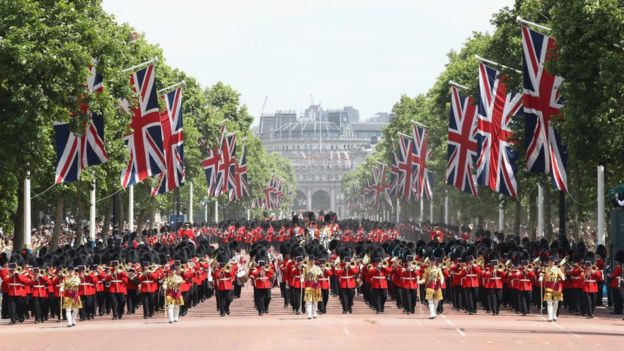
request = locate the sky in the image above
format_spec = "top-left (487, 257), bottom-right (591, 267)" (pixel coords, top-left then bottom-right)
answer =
top-left (102, 0), bottom-right (514, 122)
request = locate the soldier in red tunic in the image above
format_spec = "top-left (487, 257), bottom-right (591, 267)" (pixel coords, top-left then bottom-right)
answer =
top-left (249, 257), bottom-right (274, 316)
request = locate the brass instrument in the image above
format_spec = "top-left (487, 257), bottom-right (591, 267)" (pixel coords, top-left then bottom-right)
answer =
top-left (324, 262), bottom-right (333, 271)
top-left (224, 263), bottom-right (232, 274)
top-left (349, 260), bottom-right (357, 268)
top-left (527, 263), bottom-right (534, 270)
top-left (496, 262), bottom-right (506, 272)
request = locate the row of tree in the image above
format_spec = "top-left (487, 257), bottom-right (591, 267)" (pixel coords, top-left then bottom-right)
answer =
top-left (0, 0), bottom-right (296, 250)
top-left (342, 0), bottom-right (624, 242)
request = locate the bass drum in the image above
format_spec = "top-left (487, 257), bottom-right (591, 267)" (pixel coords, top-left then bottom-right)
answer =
top-left (236, 269), bottom-right (249, 285)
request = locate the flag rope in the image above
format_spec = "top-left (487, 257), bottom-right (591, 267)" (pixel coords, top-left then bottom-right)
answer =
top-left (30, 183), bottom-right (56, 200)
top-left (96, 188), bottom-right (122, 203)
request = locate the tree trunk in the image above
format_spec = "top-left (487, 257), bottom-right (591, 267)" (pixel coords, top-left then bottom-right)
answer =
top-left (101, 198), bottom-right (112, 242)
top-left (50, 196), bottom-right (64, 251)
top-left (513, 194), bottom-right (521, 236)
top-left (528, 189), bottom-right (537, 241)
top-left (544, 183), bottom-right (552, 241)
top-left (12, 185), bottom-right (24, 250)
top-left (118, 192), bottom-right (125, 231)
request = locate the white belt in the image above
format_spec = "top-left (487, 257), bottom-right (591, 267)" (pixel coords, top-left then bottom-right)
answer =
top-left (33, 285), bottom-right (46, 288)
top-left (80, 283), bottom-right (94, 286)
top-left (218, 278), bottom-right (230, 281)
top-left (466, 274), bottom-right (478, 277)
top-left (519, 279), bottom-right (531, 282)
top-left (488, 278), bottom-right (501, 280)
top-left (110, 280), bottom-right (123, 283)
top-left (141, 280), bottom-right (154, 284)
top-left (401, 277), bottom-right (416, 280)
top-left (372, 277), bottom-right (386, 279)
top-left (340, 276), bottom-right (352, 280)
top-left (319, 278), bottom-right (329, 281)
top-left (8, 283), bottom-right (23, 286)
top-left (585, 280), bottom-right (596, 283)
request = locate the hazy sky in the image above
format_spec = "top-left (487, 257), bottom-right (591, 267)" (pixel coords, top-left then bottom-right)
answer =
top-left (102, 0), bottom-right (514, 122)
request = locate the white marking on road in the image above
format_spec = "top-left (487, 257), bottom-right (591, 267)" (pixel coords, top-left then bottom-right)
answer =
top-left (440, 314), bottom-right (465, 336)
top-left (456, 328), bottom-right (466, 336)
top-left (539, 316), bottom-right (581, 339)
top-left (341, 320), bottom-right (351, 336)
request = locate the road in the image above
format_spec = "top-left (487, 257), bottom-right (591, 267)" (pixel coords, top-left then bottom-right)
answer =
top-left (1, 285), bottom-right (623, 351)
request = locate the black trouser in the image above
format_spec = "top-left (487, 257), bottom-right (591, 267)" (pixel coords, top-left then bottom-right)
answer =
top-left (181, 291), bottom-right (190, 315)
top-left (79, 295), bottom-right (95, 319)
top-left (216, 290), bottom-right (232, 315)
top-left (110, 293), bottom-right (125, 318)
top-left (596, 282), bottom-right (604, 306)
top-left (49, 295), bottom-right (60, 320)
top-left (290, 286), bottom-right (302, 312)
top-left (402, 288), bottom-right (417, 313)
top-left (1, 292), bottom-right (8, 319)
top-left (141, 292), bottom-right (156, 318)
top-left (330, 276), bottom-right (339, 295)
top-left (96, 292), bottom-right (106, 315)
top-left (487, 288), bottom-right (502, 315)
top-left (612, 287), bottom-right (623, 314)
top-left (517, 290), bottom-right (531, 314)
top-left (372, 288), bottom-right (387, 312)
top-left (394, 286), bottom-right (403, 308)
top-left (7, 296), bottom-right (24, 323)
top-left (32, 297), bottom-right (48, 322)
top-left (318, 289), bottom-right (329, 313)
top-left (437, 288), bottom-right (446, 313)
top-left (463, 287), bottom-right (478, 313)
top-left (339, 287), bottom-right (355, 312)
top-left (254, 288), bottom-right (271, 313)
top-left (126, 289), bottom-right (138, 314)
top-left (452, 286), bottom-right (463, 310)
top-left (582, 292), bottom-right (596, 317)
top-left (279, 282), bottom-right (289, 307)
top-left (233, 282), bottom-right (242, 299)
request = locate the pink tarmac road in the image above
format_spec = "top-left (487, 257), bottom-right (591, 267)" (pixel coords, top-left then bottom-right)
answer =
top-left (2, 285), bottom-right (623, 351)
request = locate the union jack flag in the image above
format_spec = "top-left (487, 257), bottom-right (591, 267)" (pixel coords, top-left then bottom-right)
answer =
top-left (54, 62), bottom-right (109, 184)
top-left (411, 122), bottom-right (430, 200)
top-left (120, 64), bottom-right (166, 188)
top-left (202, 148), bottom-right (220, 197)
top-left (229, 145), bottom-right (250, 202)
top-left (388, 151), bottom-right (400, 198)
top-left (521, 25), bottom-right (568, 192)
top-left (151, 87), bottom-right (185, 196)
top-left (213, 132), bottom-right (237, 196)
top-left (396, 134), bottom-right (417, 201)
top-left (476, 63), bottom-right (522, 198)
top-left (372, 164), bottom-right (392, 208)
top-left (447, 86), bottom-right (478, 196)
top-left (264, 176), bottom-right (279, 209)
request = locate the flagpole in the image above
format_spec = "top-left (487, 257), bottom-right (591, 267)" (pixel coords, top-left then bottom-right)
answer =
top-left (188, 181), bottom-right (194, 224)
top-left (516, 16), bottom-right (551, 32)
top-left (597, 166), bottom-right (605, 245)
top-left (89, 181), bottom-right (96, 243)
top-left (538, 184), bottom-right (545, 237)
top-left (247, 208), bottom-right (251, 221)
top-left (498, 194), bottom-right (504, 232)
top-left (475, 55), bottom-right (522, 74)
top-left (128, 185), bottom-right (134, 232)
top-left (396, 198), bottom-right (400, 223)
top-left (158, 81), bottom-right (186, 95)
top-left (121, 58), bottom-right (158, 74)
top-left (419, 197), bottom-right (424, 223)
top-left (448, 80), bottom-right (469, 90)
top-left (23, 170), bottom-right (32, 250)
top-left (214, 199), bottom-right (219, 223)
top-left (444, 193), bottom-right (449, 225)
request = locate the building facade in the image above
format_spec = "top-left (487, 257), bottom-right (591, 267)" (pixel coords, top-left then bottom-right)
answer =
top-left (257, 105), bottom-right (386, 218)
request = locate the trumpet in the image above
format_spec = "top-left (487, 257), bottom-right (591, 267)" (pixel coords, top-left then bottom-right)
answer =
top-left (324, 262), bottom-right (333, 271)
top-left (224, 263), bottom-right (232, 274)
top-left (496, 263), bottom-right (506, 272)
top-left (349, 260), bottom-right (357, 268)
top-left (527, 263), bottom-right (535, 270)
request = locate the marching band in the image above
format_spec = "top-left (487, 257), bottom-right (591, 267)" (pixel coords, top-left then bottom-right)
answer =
top-left (1, 214), bottom-right (624, 327)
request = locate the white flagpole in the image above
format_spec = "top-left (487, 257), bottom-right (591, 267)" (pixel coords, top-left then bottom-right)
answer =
top-left (516, 16), bottom-right (551, 32)
top-left (23, 171), bottom-right (31, 250)
top-left (128, 185), bottom-right (134, 232)
top-left (121, 58), bottom-right (158, 74)
top-left (214, 199), bottom-right (219, 223)
top-left (247, 208), bottom-right (251, 221)
top-left (419, 197), bottom-right (424, 223)
top-left (204, 203), bottom-right (208, 223)
top-left (90, 181), bottom-right (96, 242)
top-left (444, 195), bottom-right (449, 225)
top-left (188, 181), bottom-right (193, 224)
top-left (498, 194), bottom-right (504, 232)
top-left (538, 184), bottom-right (545, 237)
top-left (396, 198), bottom-right (400, 223)
top-left (597, 165), bottom-right (605, 245)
